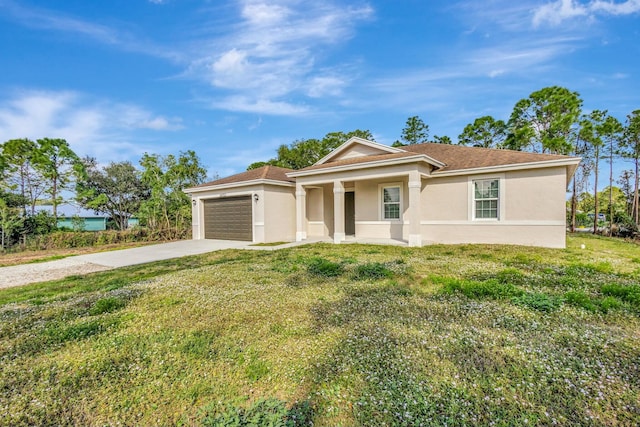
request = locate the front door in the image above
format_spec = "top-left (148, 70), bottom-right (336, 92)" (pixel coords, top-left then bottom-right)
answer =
top-left (345, 192), bottom-right (355, 235)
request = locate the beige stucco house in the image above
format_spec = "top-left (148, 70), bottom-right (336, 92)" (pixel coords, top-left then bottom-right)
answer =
top-left (185, 137), bottom-right (581, 248)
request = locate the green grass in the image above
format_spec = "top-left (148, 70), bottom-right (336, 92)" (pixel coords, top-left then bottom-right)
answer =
top-left (1, 234), bottom-right (639, 426)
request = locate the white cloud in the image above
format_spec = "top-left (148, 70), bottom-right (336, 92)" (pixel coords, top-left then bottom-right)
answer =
top-left (307, 76), bottom-right (346, 98)
top-left (190, 0), bottom-right (374, 114)
top-left (533, 0), bottom-right (640, 26)
top-left (0, 89), bottom-right (184, 162)
top-left (210, 96), bottom-right (308, 115)
top-left (241, 2), bottom-right (291, 26)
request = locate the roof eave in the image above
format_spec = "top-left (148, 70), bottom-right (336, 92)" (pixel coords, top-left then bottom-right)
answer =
top-left (287, 154), bottom-right (444, 178)
top-left (313, 137), bottom-right (406, 166)
top-left (430, 157), bottom-right (582, 178)
top-left (184, 179), bottom-right (295, 193)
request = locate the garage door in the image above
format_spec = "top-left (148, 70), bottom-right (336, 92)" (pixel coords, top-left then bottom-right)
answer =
top-left (203, 196), bottom-right (253, 241)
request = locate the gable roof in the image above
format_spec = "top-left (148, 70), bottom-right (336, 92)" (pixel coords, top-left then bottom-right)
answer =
top-left (314, 137), bottom-right (404, 165)
top-left (288, 141), bottom-right (580, 177)
top-left (184, 165), bottom-right (294, 192)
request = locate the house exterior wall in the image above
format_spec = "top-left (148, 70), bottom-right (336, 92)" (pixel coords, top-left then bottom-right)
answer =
top-left (353, 177), bottom-right (410, 240)
top-left (297, 164), bottom-right (567, 247)
top-left (421, 166), bottom-right (568, 248)
top-left (189, 183), bottom-right (295, 243)
top-left (329, 144), bottom-right (392, 161)
top-left (263, 185), bottom-right (296, 242)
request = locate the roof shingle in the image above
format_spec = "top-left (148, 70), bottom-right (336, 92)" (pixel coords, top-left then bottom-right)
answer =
top-left (402, 143), bottom-right (577, 173)
top-left (187, 165), bottom-right (294, 189)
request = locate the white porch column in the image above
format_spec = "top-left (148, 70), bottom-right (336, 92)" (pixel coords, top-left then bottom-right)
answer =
top-left (333, 180), bottom-right (345, 243)
top-left (296, 184), bottom-right (307, 241)
top-left (408, 170), bottom-right (422, 247)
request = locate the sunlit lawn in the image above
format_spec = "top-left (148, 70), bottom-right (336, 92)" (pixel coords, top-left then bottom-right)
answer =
top-left (1, 234), bottom-right (639, 426)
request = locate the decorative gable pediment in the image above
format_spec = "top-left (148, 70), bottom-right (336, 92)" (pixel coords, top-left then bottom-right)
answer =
top-left (315, 137), bottom-right (405, 165)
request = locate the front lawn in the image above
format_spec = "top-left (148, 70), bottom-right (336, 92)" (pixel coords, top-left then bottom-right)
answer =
top-left (1, 234), bottom-right (639, 426)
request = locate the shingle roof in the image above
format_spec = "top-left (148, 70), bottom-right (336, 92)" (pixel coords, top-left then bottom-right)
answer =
top-left (292, 143), bottom-right (578, 174)
top-left (292, 152), bottom-right (420, 172)
top-left (402, 143), bottom-right (577, 173)
top-left (188, 165), bottom-right (294, 189)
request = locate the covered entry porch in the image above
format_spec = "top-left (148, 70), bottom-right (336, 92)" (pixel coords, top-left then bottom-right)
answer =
top-left (292, 168), bottom-right (428, 247)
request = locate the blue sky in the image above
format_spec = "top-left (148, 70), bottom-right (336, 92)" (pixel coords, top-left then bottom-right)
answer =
top-left (0, 0), bottom-right (638, 181)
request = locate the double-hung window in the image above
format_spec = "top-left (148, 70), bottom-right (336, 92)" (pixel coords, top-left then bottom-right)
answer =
top-left (382, 186), bottom-right (401, 220)
top-left (473, 179), bottom-right (499, 219)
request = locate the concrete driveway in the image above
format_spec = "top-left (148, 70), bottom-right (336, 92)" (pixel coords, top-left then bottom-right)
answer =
top-left (0, 239), bottom-right (254, 289)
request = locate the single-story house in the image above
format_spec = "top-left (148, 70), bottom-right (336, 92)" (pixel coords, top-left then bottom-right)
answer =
top-left (185, 137), bottom-right (581, 248)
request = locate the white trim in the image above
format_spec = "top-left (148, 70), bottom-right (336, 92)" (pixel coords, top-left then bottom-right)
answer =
top-left (432, 158), bottom-right (580, 177)
top-left (378, 182), bottom-right (403, 221)
top-left (314, 137), bottom-right (405, 165)
top-left (356, 220), bottom-right (409, 225)
top-left (334, 232), bottom-right (346, 243)
top-left (254, 222), bottom-right (265, 226)
top-left (308, 221), bottom-right (324, 225)
top-left (287, 155), bottom-right (439, 177)
top-left (468, 174), bottom-right (506, 221)
top-left (421, 220), bottom-right (566, 226)
top-left (185, 179), bottom-right (294, 193)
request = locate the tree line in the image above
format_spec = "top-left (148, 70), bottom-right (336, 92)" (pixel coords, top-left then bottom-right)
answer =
top-left (249, 86), bottom-right (638, 236)
top-left (0, 138), bottom-right (207, 250)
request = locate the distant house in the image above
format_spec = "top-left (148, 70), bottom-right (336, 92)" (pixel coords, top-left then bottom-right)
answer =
top-left (185, 137), bottom-right (581, 248)
top-left (35, 203), bottom-right (138, 231)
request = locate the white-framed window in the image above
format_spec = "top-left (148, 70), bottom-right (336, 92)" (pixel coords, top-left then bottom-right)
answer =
top-left (382, 185), bottom-right (401, 220)
top-left (473, 179), bottom-right (499, 219)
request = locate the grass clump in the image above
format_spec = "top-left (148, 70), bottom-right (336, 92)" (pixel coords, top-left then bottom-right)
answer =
top-left (89, 296), bottom-right (127, 315)
top-left (512, 292), bottom-right (563, 312)
top-left (564, 290), bottom-right (599, 312)
top-left (306, 257), bottom-right (344, 277)
top-left (351, 262), bottom-right (394, 280)
top-left (436, 276), bottom-right (523, 299)
top-left (200, 398), bottom-right (313, 427)
top-left (601, 283), bottom-right (640, 307)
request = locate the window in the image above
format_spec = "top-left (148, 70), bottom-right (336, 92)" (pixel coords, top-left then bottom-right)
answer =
top-left (382, 186), bottom-right (401, 220)
top-left (474, 179), bottom-right (499, 219)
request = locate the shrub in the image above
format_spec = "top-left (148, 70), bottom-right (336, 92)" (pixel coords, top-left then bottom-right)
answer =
top-left (306, 257), bottom-right (344, 277)
top-left (512, 292), bottom-right (563, 312)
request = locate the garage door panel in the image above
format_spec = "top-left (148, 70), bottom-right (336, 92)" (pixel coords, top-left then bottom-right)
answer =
top-left (203, 196), bottom-right (252, 241)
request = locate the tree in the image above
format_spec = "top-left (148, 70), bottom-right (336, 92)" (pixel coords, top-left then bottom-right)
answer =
top-left (602, 116), bottom-right (623, 236)
top-left (1, 138), bottom-right (45, 215)
top-left (0, 199), bottom-right (23, 250)
top-left (580, 110), bottom-right (620, 234)
top-left (400, 116), bottom-right (429, 145)
top-left (249, 130), bottom-right (374, 170)
top-left (139, 151), bottom-right (207, 238)
top-left (458, 116), bottom-right (507, 148)
top-left (507, 86), bottom-right (582, 153)
top-left (433, 135), bottom-right (452, 144)
top-left (620, 110), bottom-right (640, 225)
top-left (77, 158), bottom-right (149, 231)
top-left (34, 138), bottom-right (83, 221)
top-left (568, 130), bottom-right (593, 232)
top-left (618, 170), bottom-right (635, 216)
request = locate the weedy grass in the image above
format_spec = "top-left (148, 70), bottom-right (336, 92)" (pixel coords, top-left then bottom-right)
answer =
top-left (1, 234), bottom-right (639, 426)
